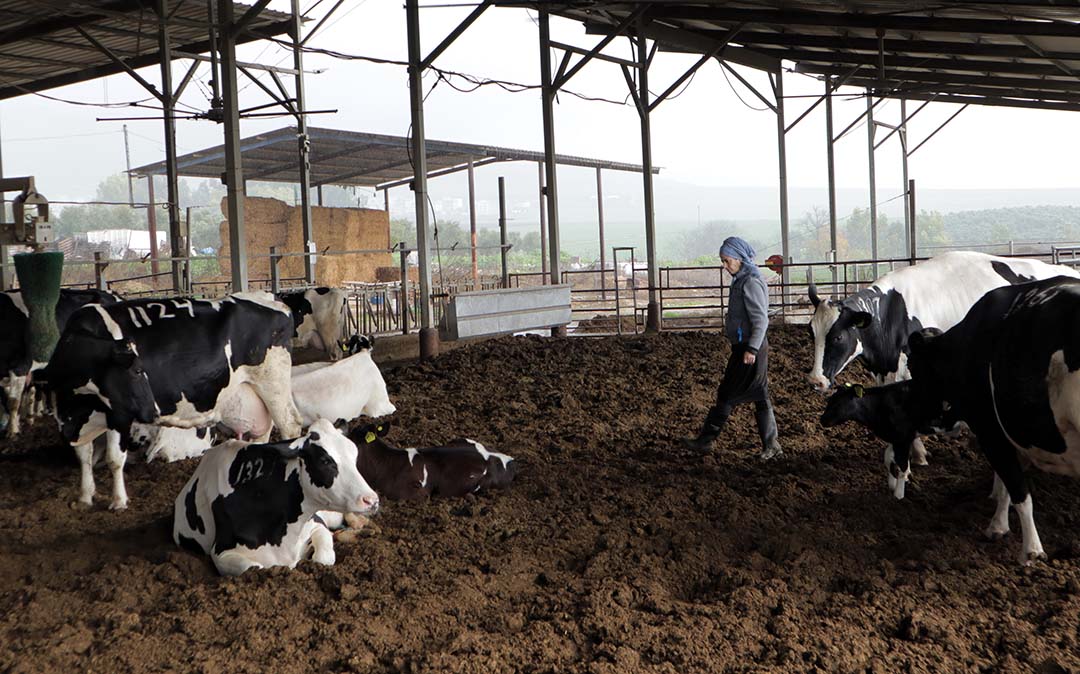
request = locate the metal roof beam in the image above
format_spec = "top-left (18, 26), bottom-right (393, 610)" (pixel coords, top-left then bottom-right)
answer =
top-left (314, 153), bottom-right (454, 188)
top-left (656, 7), bottom-right (1080, 39)
top-left (584, 18), bottom-right (779, 73)
top-left (756, 46), bottom-right (1078, 78)
top-left (421, 0), bottom-right (491, 69)
top-left (899, 90), bottom-right (1080, 112)
top-left (713, 29), bottom-right (1080, 62)
top-left (0, 18), bottom-right (293, 101)
top-left (793, 62), bottom-right (1080, 96)
top-left (0, 0), bottom-right (152, 46)
top-left (74, 25), bottom-right (162, 100)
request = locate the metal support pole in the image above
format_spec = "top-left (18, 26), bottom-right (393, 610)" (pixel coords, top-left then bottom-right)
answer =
top-left (774, 70), bottom-right (791, 312)
top-left (825, 76), bottom-right (838, 291)
top-left (537, 161), bottom-right (547, 280)
top-left (499, 177), bottom-right (509, 288)
top-left (406, 0), bottom-right (437, 358)
top-left (219, 0), bottom-right (248, 292)
top-left (0, 111), bottom-right (8, 291)
top-left (867, 90), bottom-right (879, 278)
top-left (539, 11), bottom-right (563, 337)
top-left (383, 188), bottom-right (389, 214)
top-left (399, 241), bottom-right (410, 334)
top-left (269, 245), bottom-right (280, 293)
top-left (636, 26), bottom-right (660, 333)
top-left (596, 166), bottom-right (606, 301)
top-left (146, 176), bottom-right (161, 278)
top-left (156, 0), bottom-right (183, 292)
top-left (908, 178), bottom-right (917, 264)
top-left (901, 97), bottom-right (911, 257)
top-left (317, 185), bottom-right (324, 206)
top-left (468, 160), bottom-right (478, 287)
top-left (292, 0), bottom-right (315, 285)
top-left (184, 206), bottom-right (193, 292)
top-left (123, 124), bottom-right (135, 206)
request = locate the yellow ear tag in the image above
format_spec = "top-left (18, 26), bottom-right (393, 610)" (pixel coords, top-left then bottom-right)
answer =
top-left (365, 431), bottom-right (376, 443)
top-left (340, 341), bottom-right (348, 352)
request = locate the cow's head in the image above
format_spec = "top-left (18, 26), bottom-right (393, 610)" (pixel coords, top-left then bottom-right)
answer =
top-left (807, 284), bottom-right (872, 392)
top-left (338, 334), bottom-right (374, 357)
top-left (39, 333), bottom-right (158, 433)
top-left (353, 422), bottom-right (431, 501)
top-left (314, 288), bottom-right (349, 361)
top-left (905, 327), bottom-right (945, 383)
top-left (277, 418), bottom-right (379, 515)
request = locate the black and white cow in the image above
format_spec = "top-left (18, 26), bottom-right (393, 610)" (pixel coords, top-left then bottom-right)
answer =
top-left (807, 251), bottom-right (1080, 391)
top-left (275, 287), bottom-right (349, 361)
top-left (222, 334), bottom-right (395, 433)
top-left (347, 422), bottom-right (517, 501)
top-left (38, 292), bottom-right (303, 510)
top-left (0, 288), bottom-right (120, 437)
top-left (820, 381), bottom-right (955, 498)
top-left (807, 251), bottom-right (1080, 466)
top-left (843, 276), bottom-right (1080, 564)
top-left (173, 418), bottom-right (379, 576)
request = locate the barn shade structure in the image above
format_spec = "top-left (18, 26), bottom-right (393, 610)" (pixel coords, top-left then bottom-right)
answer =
top-left (403, 0), bottom-right (1080, 340)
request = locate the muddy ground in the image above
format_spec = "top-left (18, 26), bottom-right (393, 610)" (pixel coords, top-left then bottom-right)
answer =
top-left (2, 324), bottom-right (1080, 673)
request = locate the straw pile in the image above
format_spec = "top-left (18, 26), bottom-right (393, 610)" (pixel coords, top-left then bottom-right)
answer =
top-left (217, 196), bottom-right (392, 286)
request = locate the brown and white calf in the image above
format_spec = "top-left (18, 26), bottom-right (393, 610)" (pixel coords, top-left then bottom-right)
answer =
top-left (347, 422), bottom-right (517, 501)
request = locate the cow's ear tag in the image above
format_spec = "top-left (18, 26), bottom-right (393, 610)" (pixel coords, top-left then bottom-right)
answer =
top-left (365, 431), bottom-right (376, 444)
top-left (340, 340), bottom-right (348, 352)
top-left (853, 384), bottom-right (865, 398)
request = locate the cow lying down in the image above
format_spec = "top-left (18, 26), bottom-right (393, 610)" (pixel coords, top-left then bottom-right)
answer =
top-left (222, 334), bottom-right (396, 436)
top-left (347, 422), bottom-right (517, 500)
top-left (173, 419), bottom-right (379, 576)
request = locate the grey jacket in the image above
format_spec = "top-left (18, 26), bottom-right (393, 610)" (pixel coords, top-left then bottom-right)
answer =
top-left (725, 265), bottom-right (769, 352)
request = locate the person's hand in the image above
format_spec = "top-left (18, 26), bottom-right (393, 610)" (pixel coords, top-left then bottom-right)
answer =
top-left (743, 351), bottom-right (756, 365)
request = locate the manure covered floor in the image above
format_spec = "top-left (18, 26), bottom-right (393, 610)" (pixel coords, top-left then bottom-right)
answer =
top-left (2, 325), bottom-right (1080, 673)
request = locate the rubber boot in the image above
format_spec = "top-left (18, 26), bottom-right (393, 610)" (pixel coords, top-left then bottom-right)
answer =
top-left (682, 406), bottom-right (729, 452)
top-left (755, 403), bottom-right (783, 460)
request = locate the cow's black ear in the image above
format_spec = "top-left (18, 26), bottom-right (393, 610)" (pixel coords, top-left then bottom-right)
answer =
top-left (270, 437), bottom-right (307, 460)
top-left (111, 341), bottom-right (137, 368)
top-left (375, 420), bottom-right (391, 437)
top-left (852, 384), bottom-right (865, 398)
top-left (808, 283), bottom-right (820, 308)
top-left (851, 311), bottom-right (873, 329)
top-left (908, 327), bottom-right (941, 352)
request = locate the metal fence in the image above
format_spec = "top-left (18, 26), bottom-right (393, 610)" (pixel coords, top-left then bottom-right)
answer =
top-left (5, 244), bottom-right (1079, 338)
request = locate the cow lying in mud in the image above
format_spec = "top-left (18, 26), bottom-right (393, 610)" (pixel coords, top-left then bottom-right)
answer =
top-left (349, 422), bottom-right (517, 500)
top-left (173, 419), bottom-right (379, 576)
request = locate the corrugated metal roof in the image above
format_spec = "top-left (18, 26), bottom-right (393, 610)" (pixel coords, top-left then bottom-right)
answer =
top-left (536, 1), bottom-right (1080, 112)
top-left (131, 125), bottom-right (660, 187)
top-left (0, 0), bottom-right (292, 101)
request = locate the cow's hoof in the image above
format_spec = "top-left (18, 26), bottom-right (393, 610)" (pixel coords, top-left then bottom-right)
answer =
top-left (109, 499), bottom-right (129, 511)
top-left (70, 499), bottom-right (93, 511)
top-left (1021, 551), bottom-right (1047, 566)
top-left (343, 513), bottom-right (370, 529)
top-left (983, 528), bottom-right (1009, 541)
top-left (913, 455), bottom-right (930, 467)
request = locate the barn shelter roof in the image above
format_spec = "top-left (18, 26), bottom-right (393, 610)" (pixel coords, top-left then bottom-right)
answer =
top-left (132, 125), bottom-right (660, 189)
top-left (530, 1), bottom-right (1080, 112)
top-left (0, 0), bottom-right (292, 102)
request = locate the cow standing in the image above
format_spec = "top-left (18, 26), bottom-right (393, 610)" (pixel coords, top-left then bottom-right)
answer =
top-left (173, 419), bottom-right (379, 576)
top-left (806, 251), bottom-right (1080, 466)
top-left (347, 422), bottom-right (517, 501)
top-left (276, 287), bottom-right (349, 361)
top-left (0, 288), bottom-right (120, 437)
top-left (38, 292), bottom-right (303, 510)
top-left (842, 276), bottom-right (1080, 564)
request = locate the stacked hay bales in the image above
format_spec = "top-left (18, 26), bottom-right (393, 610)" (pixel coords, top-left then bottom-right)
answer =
top-left (218, 196), bottom-right (392, 287)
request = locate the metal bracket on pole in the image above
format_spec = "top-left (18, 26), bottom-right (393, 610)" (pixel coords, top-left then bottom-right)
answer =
top-left (552, 6), bottom-right (648, 90)
top-left (874, 98), bottom-right (934, 149)
top-left (0, 177), bottom-right (51, 247)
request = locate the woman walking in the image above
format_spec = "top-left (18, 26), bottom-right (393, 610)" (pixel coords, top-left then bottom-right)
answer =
top-left (683, 236), bottom-right (782, 460)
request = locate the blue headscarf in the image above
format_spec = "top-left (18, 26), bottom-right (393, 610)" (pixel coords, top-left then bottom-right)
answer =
top-left (719, 236), bottom-right (760, 276)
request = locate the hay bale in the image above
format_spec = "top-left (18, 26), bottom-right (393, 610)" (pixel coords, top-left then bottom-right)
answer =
top-left (217, 197), bottom-right (392, 287)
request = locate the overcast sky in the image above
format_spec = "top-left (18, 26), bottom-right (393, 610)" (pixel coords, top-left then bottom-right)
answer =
top-left (4, 1), bottom-right (1080, 209)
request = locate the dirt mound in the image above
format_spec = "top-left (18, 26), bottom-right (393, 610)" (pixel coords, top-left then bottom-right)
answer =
top-left (2, 325), bottom-right (1080, 673)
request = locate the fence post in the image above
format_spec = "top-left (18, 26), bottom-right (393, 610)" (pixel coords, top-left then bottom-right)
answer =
top-left (269, 246), bottom-right (280, 294)
top-left (498, 176), bottom-right (509, 288)
top-left (94, 252), bottom-right (108, 291)
top-left (1009, 240), bottom-right (1015, 255)
top-left (399, 242), bottom-right (410, 335)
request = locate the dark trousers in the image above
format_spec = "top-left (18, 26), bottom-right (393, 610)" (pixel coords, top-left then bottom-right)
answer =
top-left (699, 339), bottom-right (779, 450)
